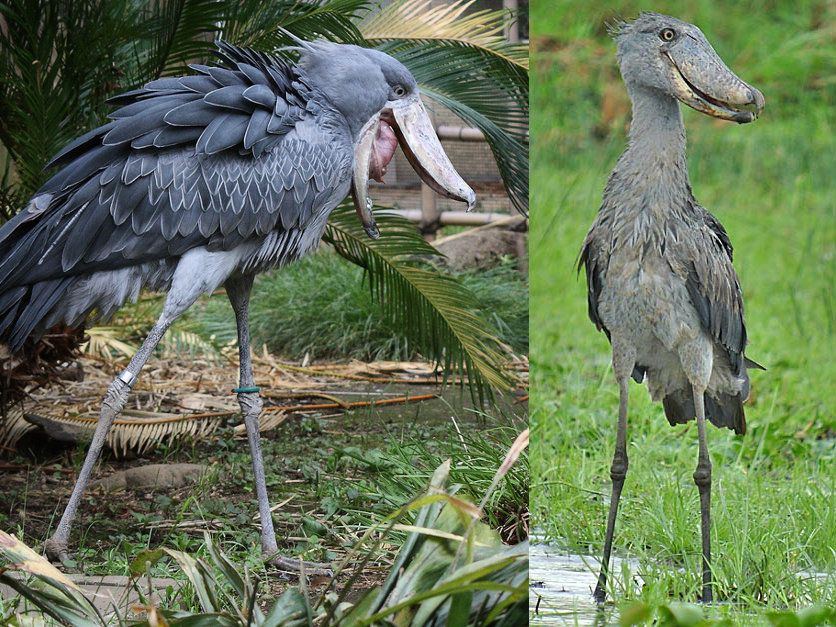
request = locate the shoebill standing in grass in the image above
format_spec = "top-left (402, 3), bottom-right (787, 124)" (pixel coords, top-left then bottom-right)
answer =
top-left (579, 13), bottom-right (765, 603)
top-left (0, 39), bottom-right (475, 571)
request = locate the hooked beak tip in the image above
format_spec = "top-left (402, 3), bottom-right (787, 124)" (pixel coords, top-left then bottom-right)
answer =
top-left (734, 111), bottom-right (755, 124)
top-left (735, 88), bottom-right (764, 124)
top-left (750, 87), bottom-right (765, 115)
top-left (465, 190), bottom-right (476, 213)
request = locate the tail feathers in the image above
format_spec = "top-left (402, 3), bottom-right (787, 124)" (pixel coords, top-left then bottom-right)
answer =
top-left (0, 278), bottom-right (76, 353)
top-left (663, 388), bottom-right (746, 436)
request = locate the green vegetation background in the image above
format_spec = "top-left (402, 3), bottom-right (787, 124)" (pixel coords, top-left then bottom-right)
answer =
top-left (530, 0), bottom-right (834, 615)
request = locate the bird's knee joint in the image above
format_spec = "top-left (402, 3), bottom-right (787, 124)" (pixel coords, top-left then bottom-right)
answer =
top-left (103, 377), bottom-right (131, 413)
top-left (693, 465), bottom-right (711, 487)
top-left (610, 456), bottom-right (628, 482)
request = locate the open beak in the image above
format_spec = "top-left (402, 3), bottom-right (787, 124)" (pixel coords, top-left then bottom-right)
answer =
top-left (352, 93), bottom-right (476, 239)
top-left (665, 36), bottom-right (764, 124)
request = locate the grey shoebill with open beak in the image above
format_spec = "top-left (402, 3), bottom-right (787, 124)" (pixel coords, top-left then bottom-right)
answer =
top-left (0, 39), bottom-right (474, 572)
top-left (579, 13), bottom-right (764, 603)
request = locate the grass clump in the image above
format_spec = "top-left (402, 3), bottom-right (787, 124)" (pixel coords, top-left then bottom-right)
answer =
top-left (343, 422), bottom-right (530, 545)
top-left (529, 0), bottom-right (835, 619)
top-left (0, 431), bottom-right (529, 626)
top-left (193, 250), bottom-right (528, 362)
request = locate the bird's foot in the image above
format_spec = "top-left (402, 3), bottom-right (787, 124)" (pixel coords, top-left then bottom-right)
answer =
top-left (43, 538), bottom-right (78, 571)
top-left (265, 551), bottom-right (333, 577)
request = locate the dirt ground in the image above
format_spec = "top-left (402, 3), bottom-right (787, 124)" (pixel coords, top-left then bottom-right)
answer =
top-left (0, 353), bottom-right (527, 600)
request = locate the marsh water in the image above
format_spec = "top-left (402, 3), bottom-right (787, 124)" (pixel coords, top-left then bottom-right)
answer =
top-left (529, 538), bottom-right (641, 626)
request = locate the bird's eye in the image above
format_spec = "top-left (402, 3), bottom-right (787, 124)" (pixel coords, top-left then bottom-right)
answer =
top-left (659, 28), bottom-right (676, 42)
top-left (393, 85), bottom-right (406, 98)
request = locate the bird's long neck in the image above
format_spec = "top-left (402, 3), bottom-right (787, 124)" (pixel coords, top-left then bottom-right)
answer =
top-left (606, 85), bottom-right (693, 218)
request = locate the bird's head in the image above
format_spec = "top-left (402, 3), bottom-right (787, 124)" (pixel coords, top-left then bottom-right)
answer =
top-left (613, 12), bottom-right (764, 124)
top-left (297, 41), bottom-right (475, 238)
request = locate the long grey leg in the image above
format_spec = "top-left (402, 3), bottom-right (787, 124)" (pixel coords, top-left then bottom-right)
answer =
top-left (44, 315), bottom-right (175, 564)
top-left (225, 275), bottom-right (330, 575)
top-left (593, 375), bottom-right (630, 603)
top-left (692, 385), bottom-right (713, 603)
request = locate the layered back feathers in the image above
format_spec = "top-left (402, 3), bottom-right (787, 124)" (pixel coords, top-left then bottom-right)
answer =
top-left (0, 41), bottom-right (352, 351)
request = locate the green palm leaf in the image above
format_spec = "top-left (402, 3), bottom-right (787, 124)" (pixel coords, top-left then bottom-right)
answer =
top-left (218, 0), bottom-right (368, 49)
top-left (136, 0), bottom-right (227, 80)
top-left (0, 0), bottom-right (141, 193)
top-left (324, 206), bottom-right (513, 399)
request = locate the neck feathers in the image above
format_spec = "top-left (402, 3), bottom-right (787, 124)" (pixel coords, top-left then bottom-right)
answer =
top-left (605, 85), bottom-right (694, 219)
top-left (600, 85), bottom-right (698, 252)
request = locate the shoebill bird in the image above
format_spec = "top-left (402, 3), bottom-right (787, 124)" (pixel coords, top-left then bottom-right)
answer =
top-left (579, 14), bottom-right (764, 603)
top-left (0, 40), bottom-right (475, 571)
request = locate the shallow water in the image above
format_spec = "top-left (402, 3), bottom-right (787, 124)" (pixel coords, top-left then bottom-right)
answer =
top-left (530, 539), bottom-right (834, 624)
top-left (529, 541), bottom-right (641, 626)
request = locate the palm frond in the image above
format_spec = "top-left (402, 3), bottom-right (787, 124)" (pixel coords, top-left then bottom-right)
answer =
top-left (159, 329), bottom-right (220, 360)
top-left (361, 0), bottom-right (528, 70)
top-left (360, 0), bottom-right (529, 213)
top-left (5, 410), bottom-right (226, 456)
top-left (324, 205), bottom-right (513, 399)
top-left (0, 0), bottom-right (141, 194)
top-left (82, 326), bottom-right (138, 361)
top-left (137, 0), bottom-right (226, 79)
top-left (0, 404), bottom-right (33, 448)
top-left (218, 0), bottom-right (368, 49)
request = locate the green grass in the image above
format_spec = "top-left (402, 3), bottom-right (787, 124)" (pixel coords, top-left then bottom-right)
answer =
top-left (529, 0), bottom-right (835, 620)
top-left (0, 390), bottom-right (527, 597)
top-left (190, 250), bottom-right (528, 361)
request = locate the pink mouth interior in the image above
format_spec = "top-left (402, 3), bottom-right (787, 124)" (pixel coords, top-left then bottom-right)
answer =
top-left (369, 119), bottom-right (398, 183)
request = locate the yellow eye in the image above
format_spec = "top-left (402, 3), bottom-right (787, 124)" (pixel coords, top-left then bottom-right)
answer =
top-left (660, 28), bottom-right (675, 42)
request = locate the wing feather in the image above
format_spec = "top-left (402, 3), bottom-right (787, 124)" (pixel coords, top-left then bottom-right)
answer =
top-left (683, 204), bottom-right (747, 371)
top-left (204, 115), bottom-right (250, 155)
top-left (1, 41), bottom-right (348, 294)
top-left (204, 85), bottom-right (253, 112)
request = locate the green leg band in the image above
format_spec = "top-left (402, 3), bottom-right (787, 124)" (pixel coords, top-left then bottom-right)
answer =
top-left (233, 386), bottom-right (261, 394)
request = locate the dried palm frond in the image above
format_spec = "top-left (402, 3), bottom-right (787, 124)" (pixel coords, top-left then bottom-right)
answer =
top-left (82, 326), bottom-right (137, 361)
top-left (362, 0), bottom-right (528, 70)
top-left (0, 403), bottom-right (34, 448)
top-left (232, 411), bottom-right (286, 436)
top-left (3, 409), bottom-right (232, 457)
top-left (84, 327), bottom-right (220, 362)
top-left (159, 330), bottom-right (220, 360)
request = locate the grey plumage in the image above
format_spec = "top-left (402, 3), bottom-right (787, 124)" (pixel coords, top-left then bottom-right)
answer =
top-left (580, 13), bottom-right (765, 604)
top-left (0, 42), bottom-right (347, 350)
top-left (580, 13), bottom-right (764, 435)
top-left (0, 37), bottom-right (475, 572)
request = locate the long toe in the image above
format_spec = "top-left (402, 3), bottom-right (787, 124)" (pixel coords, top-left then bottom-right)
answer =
top-left (266, 552), bottom-right (333, 577)
top-left (43, 538), bottom-right (75, 571)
